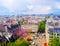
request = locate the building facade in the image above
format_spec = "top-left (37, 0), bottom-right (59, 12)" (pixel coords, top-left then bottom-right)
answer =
top-left (45, 16), bottom-right (60, 45)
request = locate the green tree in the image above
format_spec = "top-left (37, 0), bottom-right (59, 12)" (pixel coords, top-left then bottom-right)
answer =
top-left (49, 36), bottom-right (60, 46)
top-left (38, 21), bottom-right (46, 33)
top-left (46, 16), bottom-right (50, 19)
top-left (7, 39), bottom-right (29, 46)
top-left (15, 38), bottom-right (29, 46)
top-left (7, 42), bottom-right (15, 46)
top-left (19, 21), bottom-right (24, 27)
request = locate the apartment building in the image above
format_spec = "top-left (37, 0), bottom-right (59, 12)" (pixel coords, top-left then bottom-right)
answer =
top-left (45, 16), bottom-right (60, 44)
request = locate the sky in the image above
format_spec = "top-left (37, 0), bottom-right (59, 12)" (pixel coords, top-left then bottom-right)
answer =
top-left (0, 0), bottom-right (60, 16)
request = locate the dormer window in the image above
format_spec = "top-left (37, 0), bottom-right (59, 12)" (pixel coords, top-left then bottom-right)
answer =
top-left (55, 23), bottom-right (59, 26)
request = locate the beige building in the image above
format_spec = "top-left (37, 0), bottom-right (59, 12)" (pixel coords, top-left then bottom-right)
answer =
top-left (21, 24), bottom-right (38, 32)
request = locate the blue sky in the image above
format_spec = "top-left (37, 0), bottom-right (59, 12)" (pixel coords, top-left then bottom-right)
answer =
top-left (0, 0), bottom-right (60, 15)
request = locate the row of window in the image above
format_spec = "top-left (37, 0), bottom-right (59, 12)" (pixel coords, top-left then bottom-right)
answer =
top-left (50, 33), bottom-right (60, 36)
top-left (48, 22), bottom-right (60, 26)
top-left (49, 34), bottom-right (60, 41)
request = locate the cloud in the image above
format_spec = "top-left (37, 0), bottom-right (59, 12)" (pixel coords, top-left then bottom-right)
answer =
top-left (26, 0), bottom-right (53, 5)
top-left (25, 5), bottom-right (51, 14)
top-left (55, 2), bottom-right (60, 9)
top-left (26, 0), bottom-right (36, 4)
top-left (1, 0), bottom-right (14, 11)
top-left (1, 0), bottom-right (27, 12)
top-left (27, 5), bottom-right (34, 10)
top-left (0, 0), bottom-right (60, 15)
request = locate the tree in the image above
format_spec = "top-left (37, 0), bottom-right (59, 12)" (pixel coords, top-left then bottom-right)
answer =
top-left (38, 21), bottom-right (46, 33)
top-left (19, 21), bottom-right (24, 27)
top-left (7, 39), bottom-right (29, 46)
top-left (49, 36), bottom-right (60, 46)
top-left (15, 39), bottom-right (29, 46)
top-left (46, 16), bottom-right (50, 19)
top-left (18, 28), bottom-right (27, 38)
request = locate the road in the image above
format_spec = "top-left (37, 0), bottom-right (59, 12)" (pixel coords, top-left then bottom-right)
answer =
top-left (29, 33), bottom-right (46, 46)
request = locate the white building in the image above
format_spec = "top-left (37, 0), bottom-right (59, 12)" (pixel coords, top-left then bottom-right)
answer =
top-left (45, 16), bottom-right (60, 45)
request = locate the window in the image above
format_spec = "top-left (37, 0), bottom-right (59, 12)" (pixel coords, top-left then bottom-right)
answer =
top-left (49, 38), bottom-right (52, 41)
top-left (57, 34), bottom-right (60, 36)
top-left (50, 33), bottom-right (53, 35)
top-left (57, 36), bottom-right (59, 39)
top-left (48, 22), bottom-right (54, 26)
top-left (54, 34), bottom-right (56, 36)
top-left (49, 35), bottom-right (53, 38)
top-left (55, 23), bottom-right (59, 26)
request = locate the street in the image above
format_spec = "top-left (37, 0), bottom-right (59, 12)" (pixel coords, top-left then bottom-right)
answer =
top-left (29, 33), bottom-right (46, 46)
